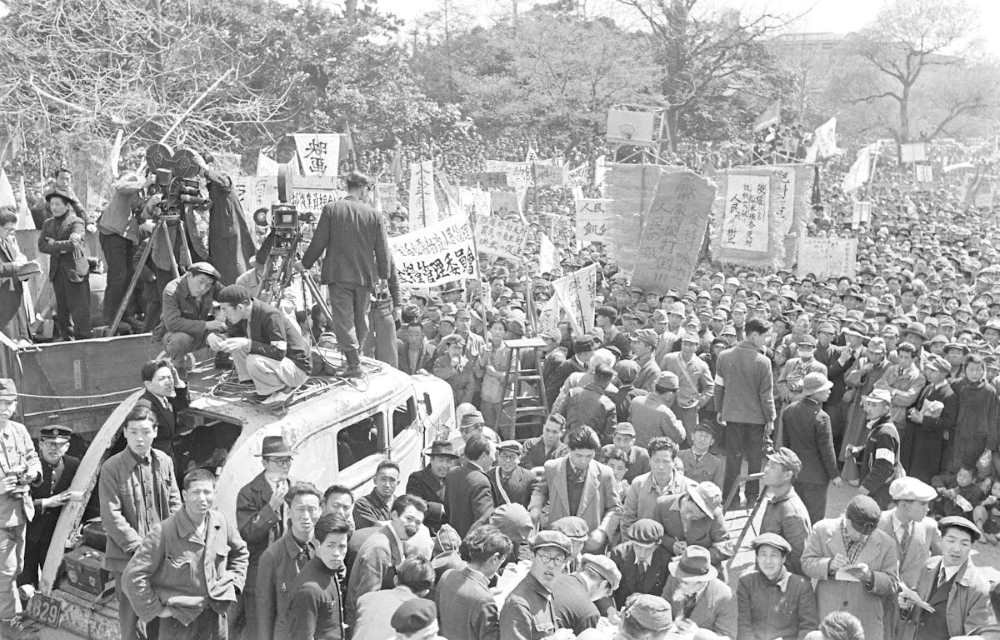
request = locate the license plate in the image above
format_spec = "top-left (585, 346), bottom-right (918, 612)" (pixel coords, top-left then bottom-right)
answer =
top-left (25, 593), bottom-right (63, 628)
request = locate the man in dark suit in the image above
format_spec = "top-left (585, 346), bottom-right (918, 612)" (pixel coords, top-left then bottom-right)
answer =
top-left (544, 337), bottom-right (594, 410)
top-left (20, 423), bottom-right (80, 588)
top-left (779, 372), bottom-right (842, 523)
top-left (301, 171), bottom-right (390, 378)
top-left (609, 519), bottom-right (670, 609)
top-left (194, 151), bottom-right (256, 285)
top-left (0, 209), bottom-right (36, 335)
top-left (212, 284), bottom-right (310, 406)
top-left (445, 433), bottom-right (496, 537)
top-left (489, 440), bottom-right (535, 507)
top-left (37, 189), bottom-right (91, 339)
top-left (152, 262), bottom-right (225, 372)
top-left (903, 354), bottom-right (958, 482)
top-left (405, 441), bottom-right (457, 533)
top-left (235, 436), bottom-right (297, 640)
top-left (135, 359), bottom-right (189, 466)
top-left (521, 414), bottom-right (569, 470)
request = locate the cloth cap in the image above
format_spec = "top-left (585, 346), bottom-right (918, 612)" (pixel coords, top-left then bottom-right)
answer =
top-left (889, 477), bottom-right (937, 502)
top-left (767, 447), bottom-right (803, 477)
top-left (796, 334), bottom-right (817, 347)
top-left (628, 519), bottom-right (664, 544)
top-left (923, 354), bottom-right (951, 375)
top-left (0, 378), bottom-right (16, 400)
top-left (801, 372), bottom-right (833, 396)
top-left (490, 504), bottom-right (533, 543)
top-left (390, 598), bottom-right (438, 634)
top-left (531, 530), bottom-right (572, 555)
top-left (693, 422), bottom-right (716, 438)
top-left (904, 322), bottom-right (927, 340)
top-left (615, 360), bottom-right (640, 384)
top-left (845, 495), bottom-right (881, 535)
top-left (187, 261), bottom-right (221, 280)
top-left (938, 515), bottom-right (982, 542)
top-left (581, 553), bottom-right (622, 592)
top-left (654, 371), bottom-right (679, 392)
top-left (752, 532), bottom-right (791, 554)
top-left (497, 440), bottom-right (524, 456)
top-left (680, 331), bottom-right (700, 344)
top-left (622, 594), bottom-right (673, 632)
top-left (632, 329), bottom-right (659, 349)
top-left (459, 411), bottom-right (486, 429)
top-left (550, 516), bottom-right (589, 540)
top-left (816, 321), bottom-right (837, 334)
top-left (573, 337), bottom-right (595, 353)
top-left (651, 309), bottom-right (669, 323)
top-left (613, 422), bottom-right (637, 436)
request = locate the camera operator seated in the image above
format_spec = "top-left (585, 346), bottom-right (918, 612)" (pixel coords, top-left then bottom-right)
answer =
top-left (208, 284), bottom-right (310, 406)
top-left (152, 261), bottom-right (225, 377)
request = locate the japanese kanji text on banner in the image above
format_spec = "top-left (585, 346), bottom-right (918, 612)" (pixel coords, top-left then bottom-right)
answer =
top-left (389, 216), bottom-right (479, 287)
top-left (721, 173), bottom-right (770, 252)
top-left (292, 133), bottom-right (341, 177)
top-left (797, 236), bottom-right (858, 279)
top-left (574, 198), bottom-right (614, 251)
top-left (550, 263), bottom-right (598, 335)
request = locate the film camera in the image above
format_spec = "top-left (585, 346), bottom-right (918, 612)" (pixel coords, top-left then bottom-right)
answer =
top-left (4, 465), bottom-right (34, 492)
top-left (145, 143), bottom-right (209, 221)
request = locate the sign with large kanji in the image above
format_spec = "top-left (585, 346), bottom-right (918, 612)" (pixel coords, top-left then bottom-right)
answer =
top-left (389, 216), bottom-right (479, 286)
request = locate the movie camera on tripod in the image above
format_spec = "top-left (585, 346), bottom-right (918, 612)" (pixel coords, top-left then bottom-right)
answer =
top-left (145, 143), bottom-right (210, 221)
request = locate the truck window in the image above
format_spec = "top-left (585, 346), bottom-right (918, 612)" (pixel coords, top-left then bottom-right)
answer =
top-left (337, 412), bottom-right (386, 470)
top-left (392, 398), bottom-right (418, 439)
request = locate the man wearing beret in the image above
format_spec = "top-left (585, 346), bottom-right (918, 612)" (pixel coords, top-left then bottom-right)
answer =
top-left (630, 328), bottom-right (662, 393)
top-left (897, 517), bottom-right (998, 640)
top-left (802, 495), bottom-right (899, 640)
top-left (903, 354), bottom-right (959, 482)
top-left (390, 597), bottom-right (445, 639)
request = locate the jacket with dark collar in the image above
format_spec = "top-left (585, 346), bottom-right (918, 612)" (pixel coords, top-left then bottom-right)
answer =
top-left (237, 471), bottom-right (295, 566)
top-left (898, 557), bottom-right (999, 640)
top-left (255, 529), bottom-right (316, 640)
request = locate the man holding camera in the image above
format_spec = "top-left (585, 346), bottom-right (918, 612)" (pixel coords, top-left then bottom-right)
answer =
top-left (301, 171), bottom-right (390, 378)
top-left (0, 379), bottom-right (42, 621)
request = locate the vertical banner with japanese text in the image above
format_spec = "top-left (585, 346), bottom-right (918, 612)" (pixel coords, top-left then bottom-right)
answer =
top-left (388, 216), bottom-right (479, 286)
top-left (292, 133), bottom-right (341, 177)
top-left (575, 198), bottom-right (614, 252)
top-left (408, 161), bottom-right (439, 229)
top-left (550, 263), bottom-right (598, 335)
top-left (720, 173), bottom-right (770, 253)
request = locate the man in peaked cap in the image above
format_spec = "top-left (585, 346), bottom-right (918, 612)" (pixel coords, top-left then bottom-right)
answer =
top-left (631, 328), bottom-right (662, 392)
top-left (499, 530), bottom-right (573, 638)
top-left (152, 260), bottom-right (225, 376)
top-left (489, 440), bottom-right (534, 508)
top-left (849, 388), bottom-right (903, 509)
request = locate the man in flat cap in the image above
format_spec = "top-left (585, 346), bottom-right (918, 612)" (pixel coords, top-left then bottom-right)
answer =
top-left (897, 517), bottom-right (998, 640)
top-left (849, 388), bottom-right (904, 509)
top-left (20, 421), bottom-right (80, 589)
top-left (152, 261), bottom-right (225, 375)
top-left (777, 334), bottom-right (828, 406)
top-left (578, 593), bottom-right (674, 640)
top-left (609, 519), bottom-right (671, 609)
top-left (737, 533), bottom-right (818, 640)
top-left (660, 332), bottom-right (714, 437)
top-left (802, 495), bottom-right (899, 640)
top-left (630, 328), bottom-right (662, 393)
top-left (489, 440), bottom-right (534, 508)
top-left (759, 448), bottom-right (812, 575)
top-left (499, 530), bottom-right (573, 639)
top-left (390, 597), bottom-right (444, 639)
top-left (903, 353), bottom-right (958, 482)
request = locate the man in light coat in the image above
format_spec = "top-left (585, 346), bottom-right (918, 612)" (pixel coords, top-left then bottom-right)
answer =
top-left (802, 495), bottom-right (899, 640)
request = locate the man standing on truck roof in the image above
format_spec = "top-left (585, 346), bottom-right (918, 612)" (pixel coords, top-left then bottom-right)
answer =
top-left (235, 435), bottom-right (298, 640)
top-left (99, 403), bottom-right (181, 640)
top-left (0, 378), bottom-right (42, 622)
top-left (123, 468), bottom-right (248, 640)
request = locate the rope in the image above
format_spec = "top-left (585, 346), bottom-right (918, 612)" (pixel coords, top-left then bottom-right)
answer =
top-left (16, 387), bottom-right (141, 400)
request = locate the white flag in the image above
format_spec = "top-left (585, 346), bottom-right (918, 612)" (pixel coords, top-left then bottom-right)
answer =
top-left (810, 118), bottom-right (841, 160)
top-left (842, 143), bottom-right (877, 192)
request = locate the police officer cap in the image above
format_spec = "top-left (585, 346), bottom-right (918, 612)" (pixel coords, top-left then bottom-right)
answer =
top-left (531, 530), bottom-right (572, 556)
top-left (187, 262), bottom-right (220, 280)
top-left (889, 477), bottom-right (937, 503)
top-left (751, 532), bottom-right (792, 554)
top-left (39, 423), bottom-right (73, 444)
top-left (390, 598), bottom-right (437, 634)
top-left (938, 516), bottom-right (982, 542)
top-left (497, 440), bottom-right (524, 456)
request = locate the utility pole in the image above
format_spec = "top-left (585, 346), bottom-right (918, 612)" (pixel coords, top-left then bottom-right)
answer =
top-left (511, 0), bottom-right (518, 34)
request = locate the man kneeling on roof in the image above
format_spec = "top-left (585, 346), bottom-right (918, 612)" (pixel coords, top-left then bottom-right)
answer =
top-left (209, 284), bottom-right (310, 406)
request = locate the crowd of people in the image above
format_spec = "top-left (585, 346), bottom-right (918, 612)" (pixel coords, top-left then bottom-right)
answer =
top-left (2, 123), bottom-right (1000, 640)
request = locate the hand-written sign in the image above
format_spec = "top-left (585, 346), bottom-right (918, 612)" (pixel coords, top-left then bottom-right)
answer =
top-left (851, 201), bottom-right (872, 227)
top-left (721, 173), bottom-right (770, 252)
top-left (409, 161), bottom-right (439, 229)
top-left (575, 198), bottom-right (614, 251)
top-left (632, 171), bottom-right (715, 291)
top-left (469, 172), bottom-right (509, 190)
top-left (375, 183), bottom-right (399, 214)
top-left (389, 215), bottom-right (479, 286)
top-left (475, 215), bottom-right (529, 261)
top-left (915, 163), bottom-right (933, 184)
top-left (769, 166), bottom-right (796, 238)
top-left (292, 133), bottom-right (341, 177)
top-left (485, 160), bottom-right (532, 189)
top-left (797, 236), bottom-right (857, 279)
top-left (550, 263), bottom-right (598, 334)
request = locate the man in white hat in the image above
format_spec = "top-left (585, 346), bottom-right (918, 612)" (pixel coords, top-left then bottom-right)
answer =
top-left (778, 371), bottom-right (842, 524)
top-left (849, 388), bottom-right (904, 509)
top-left (877, 477), bottom-right (941, 640)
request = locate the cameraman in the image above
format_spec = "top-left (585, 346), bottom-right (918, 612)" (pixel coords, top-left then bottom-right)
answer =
top-left (193, 152), bottom-right (256, 285)
top-left (97, 171), bottom-right (154, 329)
top-left (301, 171), bottom-right (390, 378)
top-left (0, 379), bottom-right (42, 619)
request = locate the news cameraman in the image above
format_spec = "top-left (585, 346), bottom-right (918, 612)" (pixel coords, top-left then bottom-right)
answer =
top-left (301, 171), bottom-right (390, 378)
top-left (97, 171), bottom-right (154, 329)
top-left (192, 151), bottom-right (256, 285)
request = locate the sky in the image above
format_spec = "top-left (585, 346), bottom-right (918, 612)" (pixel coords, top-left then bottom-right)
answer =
top-left (366, 0), bottom-right (1000, 56)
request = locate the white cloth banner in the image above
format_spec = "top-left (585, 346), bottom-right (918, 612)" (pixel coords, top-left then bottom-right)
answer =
top-left (257, 152), bottom-right (279, 177)
top-left (574, 198), bottom-right (614, 251)
top-left (389, 215), bottom-right (478, 286)
top-left (797, 236), bottom-right (857, 279)
top-left (721, 173), bottom-right (771, 253)
top-left (842, 144), bottom-right (876, 193)
top-left (769, 166), bottom-right (797, 238)
top-left (292, 133), bottom-right (341, 177)
top-left (408, 161), bottom-right (439, 229)
top-left (851, 201), bottom-right (872, 228)
top-left (806, 118), bottom-right (841, 162)
top-left (484, 160), bottom-right (532, 189)
top-left (459, 187), bottom-right (492, 219)
top-left (538, 233), bottom-right (557, 274)
top-left (915, 163), bottom-right (933, 184)
top-left (550, 263), bottom-right (598, 335)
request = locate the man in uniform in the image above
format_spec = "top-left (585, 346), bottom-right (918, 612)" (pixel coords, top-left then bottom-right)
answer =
top-left (850, 389), bottom-right (904, 509)
top-left (20, 422), bottom-right (79, 589)
top-left (235, 435), bottom-right (297, 640)
top-left (301, 171), bottom-right (390, 378)
top-left (758, 448), bottom-right (813, 575)
top-left (0, 379), bottom-right (41, 620)
top-left (489, 440), bottom-right (534, 508)
top-left (499, 530), bottom-right (573, 639)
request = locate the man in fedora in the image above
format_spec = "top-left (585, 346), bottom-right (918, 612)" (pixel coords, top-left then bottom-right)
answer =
top-left (779, 371), bottom-right (842, 523)
top-left (405, 441), bottom-right (458, 534)
top-left (235, 435), bottom-right (297, 640)
top-left (490, 440), bottom-right (534, 508)
top-left (21, 421), bottom-right (80, 589)
top-left (897, 516), bottom-right (998, 640)
top-left (661, 545), bottom-right (736, 639)
top-left (759, 448), bottom-right (812, 575)
top-left (655, 481), bottom-right (729, 571)
top-left (849, 388), bottom-right (904, 509)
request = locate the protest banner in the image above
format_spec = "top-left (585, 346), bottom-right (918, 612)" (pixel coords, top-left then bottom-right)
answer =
top-left (469, 171), bottom-right (509, 190)
top-left (594, 155), bottom-right (607, 189)
top-left (234, 175), bottom-right (279, 229)
top-left (604, 163), bottom-right (667, 272)
top-left (851, 201), bottom-right (872, 228)
top-left (842, 143), bottom-right (877, 192)
top-left (575, 198), bottom-right (614, 252)
top-left (475, 215), bottom-right (528, 261)
top-left (292, 133), bottom-right (341, 177)
top-left (632, 170), bottom-right (715, 292)
top-left (489, 190), bottom-right (524, 217)
top-left (538, 233), bottom-right (557, 274)
top-left (256, 152), bottom-right (279, 176)
top-left (459, 187), bottom-right (492, 218)
top-left (409, 160), bottom-right (439, 229)
top-left (797, 236), bottom-right (857, 279)
top-left (900, 142), bottom-right (927, 163)
top-left (720, 172), bottom-right (771, 253)
top-left (375, 183), bottom-right (398, 214)
top-left (915, 163), bottom-right (933, 184)
top-left (533, 161), bottom-right (567, 187)
top-left (389, 215), bottom-right (478, 287)
top-left (550, 263), bottom-right (598, 334)
top-left (805, 118), bottom-right (840, 162)
top-left (484, 160), bottom-right (532, 189)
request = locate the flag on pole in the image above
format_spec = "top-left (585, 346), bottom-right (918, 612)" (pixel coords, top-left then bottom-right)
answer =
top-left (807, 118), bottom-right (841, 161)
top-left (842, 142), bottom-right (879, 193)
top-left (753, 101), bottom-right (781, 132)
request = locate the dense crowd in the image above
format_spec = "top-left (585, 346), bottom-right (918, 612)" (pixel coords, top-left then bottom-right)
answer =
top-left (2, 129), bottom-right (1000, 640)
